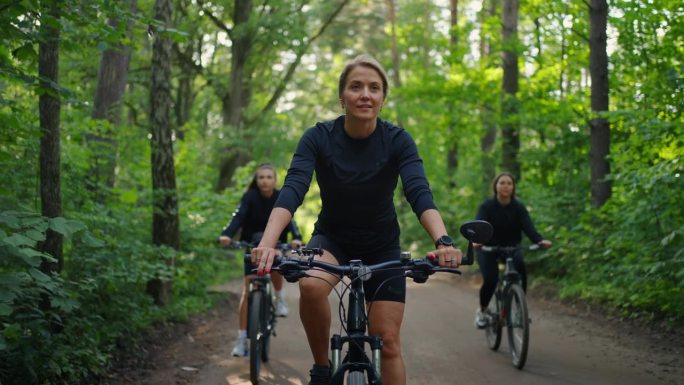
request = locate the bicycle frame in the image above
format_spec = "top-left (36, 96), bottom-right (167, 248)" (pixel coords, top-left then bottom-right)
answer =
top-left (248, 275), bottom-right (274, 337)
top-left (481, 245), bottom-right (531, 369)
top-left (483, 247), bottom-right (525, 324)
top-left (497, 258), bottom-right (520, 323)
top-left (329, 260), bottom-right (383, 385)
top-left (275, 220), bottom-right (494, 383)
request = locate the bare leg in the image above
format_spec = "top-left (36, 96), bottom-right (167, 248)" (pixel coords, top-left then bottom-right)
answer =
top-left (271, 271), bottom-right (284, 292)
top-left (238, 275), bottom-right (253, 330)
top-left (368, 301), bottom-right (406, 385)
top-left (299, 251), bottom-right (340, 366)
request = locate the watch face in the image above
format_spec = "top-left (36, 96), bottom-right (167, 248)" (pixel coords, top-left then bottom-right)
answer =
top-left (437, 235), bottom-right (453, 246)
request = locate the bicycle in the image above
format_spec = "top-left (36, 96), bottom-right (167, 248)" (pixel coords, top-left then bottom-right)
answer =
top-left (479, 244), bottom-right (540, 369)
top-left (229, 240), bottom-right (292, 385)
top-left (271, 220), bottom-right (492, 385)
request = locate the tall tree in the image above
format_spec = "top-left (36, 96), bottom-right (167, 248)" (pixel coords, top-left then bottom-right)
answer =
top-left (39, 0), bottom-right (63, 274)
top-left (446, 0), bottom-right (459, 187)
top-left (480, 0), bottom-right (499, 195)
top-left (204, 0), bottom-right (350, 191)
top-left (88, 0), bottom-right (137, 202)
top-left (149, 0), bottom-right (179, 305)
top-left (588, 0), bottom-right (611, 207)
top-left (501, 0), bottom-right (521, 180)
top-left (386, 0), bottom-right (404, 128)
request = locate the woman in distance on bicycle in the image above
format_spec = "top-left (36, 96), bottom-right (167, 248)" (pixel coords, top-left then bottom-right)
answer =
top-left (473, 171), bottom-right (552, 329)
top-left (251, 54), bottom-right (462, 385)
top-left (219, 163), bottom-right (303, 357)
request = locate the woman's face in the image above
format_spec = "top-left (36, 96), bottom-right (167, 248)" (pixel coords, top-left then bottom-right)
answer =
top-left (255, 169), bottom-right (276, 195)
top-left (340, 65), bottom-right (384, 122)
top-left (495, 175), bottom-right (515, 199)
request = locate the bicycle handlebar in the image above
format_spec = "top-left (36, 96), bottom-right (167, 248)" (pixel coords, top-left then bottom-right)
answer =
top-left (481, 244), bottom-right (541, 252)
top-left (269, 248), bottom-right (462, 284)
top-left (225, 240), bottom-right (294, 251)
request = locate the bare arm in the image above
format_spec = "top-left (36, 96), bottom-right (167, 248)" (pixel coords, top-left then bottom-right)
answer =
top-left (419, 209), bottom-right (448, 241)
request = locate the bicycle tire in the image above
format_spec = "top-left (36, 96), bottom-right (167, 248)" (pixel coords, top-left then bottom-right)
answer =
top-left (346, 370), bottom-right (367, 385)
top-left (506, 284), bottom-right (529, 369)
top-left (261, 297), bottom-right (272, 363)
top-left (485, 290), bottom-right (503, 350)
top-left (249, 290), bottom-right (264, 384)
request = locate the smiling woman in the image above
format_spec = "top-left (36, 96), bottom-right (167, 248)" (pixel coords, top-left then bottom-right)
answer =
top-left (338, 54), bottom-right (388, 138)
top-left (249, 53), bottom-right (465, 385)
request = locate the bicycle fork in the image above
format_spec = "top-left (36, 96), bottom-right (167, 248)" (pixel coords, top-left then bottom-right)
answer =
top-left (330, 277), bottom-right (383, 384)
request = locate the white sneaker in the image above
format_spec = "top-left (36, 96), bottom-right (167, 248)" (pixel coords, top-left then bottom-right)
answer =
top-left (275, 297), bottom-right (289, 317)
top-left (474, 308), bottom-right (488, 329)
top-left (231, 337), bottom-right (248, 357)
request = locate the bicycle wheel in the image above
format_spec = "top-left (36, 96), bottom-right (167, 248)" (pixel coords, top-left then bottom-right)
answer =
top-left (249, 290), bottom-right (264, 384)
top-left (505, 284), bottom-right (529, 369)
top-left (346, 370), bottom-right (367, 385)
top-left (485, 290), bottom-right (503, 350)
top-left (261, 297), bottom-right (273, 363)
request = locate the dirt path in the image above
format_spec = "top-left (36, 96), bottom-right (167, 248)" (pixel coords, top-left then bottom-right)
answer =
top-left (102, 272), bottom-right (683, 385)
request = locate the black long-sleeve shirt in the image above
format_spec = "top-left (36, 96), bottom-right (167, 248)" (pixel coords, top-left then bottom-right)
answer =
top-left (221, 188), bottom-right (301, 244)
top-left (475, 197), bottom-right (543, 247)
top-left (275, 116), bottom-right (437, 252)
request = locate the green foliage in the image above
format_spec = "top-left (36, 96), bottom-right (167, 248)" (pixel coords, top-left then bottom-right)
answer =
top-left (0, 204), bottom-right (235, 384)
top-left (1, 0), bottom-right (683, 382)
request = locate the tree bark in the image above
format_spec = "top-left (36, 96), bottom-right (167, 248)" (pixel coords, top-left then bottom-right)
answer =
top-left (386, 0), bottom-right (404, 128)
top-left (39, 0), bottom-right (63, 274)
top-left (589, 0), bottom-right (611, 208)
top-left (213, 0), bottom-right (254, 192)
top-left (149, 0), bottom-right (179, 306)
top-left (479, 0), bottom-right (498, 196)
top-left (501, 0), bottom-right (521, 180)
top-left (210, 0), bottom-right (349, 191)
top-left (447, 0), bottom-right (459, 187)
top-left (88, 0), bottom-right (137, 201)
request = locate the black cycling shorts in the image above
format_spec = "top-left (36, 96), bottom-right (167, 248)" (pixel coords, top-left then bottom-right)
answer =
top-left (307, 234), bottom-right (406, 303)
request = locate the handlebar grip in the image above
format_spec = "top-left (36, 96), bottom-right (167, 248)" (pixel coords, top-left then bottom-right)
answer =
top-left (426, 250), bottom-right (473, 266)
top-left (459, 242), bottom-right (474, 265)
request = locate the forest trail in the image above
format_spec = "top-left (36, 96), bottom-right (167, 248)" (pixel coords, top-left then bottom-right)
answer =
top-left (104, 272), bottom-right (683, 385)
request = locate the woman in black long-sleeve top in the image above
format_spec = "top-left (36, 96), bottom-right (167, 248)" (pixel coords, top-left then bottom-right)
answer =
top-left (218, 163), bottom-right (302, 357)
top-left (250, 54), bottom-right (463, 385)
top-left (473, 172), bottom-right (552, 329)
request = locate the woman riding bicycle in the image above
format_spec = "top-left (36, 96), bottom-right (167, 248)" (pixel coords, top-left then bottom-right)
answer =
top-left (251, 54), bottom-right (462, 385)
top-left (473, 171), bottom-right (552, 329)
top-left (218, 163), bottom-right (303, 357)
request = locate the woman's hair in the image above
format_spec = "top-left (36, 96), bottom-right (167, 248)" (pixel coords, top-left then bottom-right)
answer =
top-left (338, 54), bottom-right (389, 100)
top-left (492, 171), bottom-right (516, 198)
top-left (248, 163), bottom-right (277, 191)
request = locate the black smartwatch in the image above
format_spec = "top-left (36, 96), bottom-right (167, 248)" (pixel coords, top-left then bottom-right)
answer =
top-left (435, 235), bottom-right (454, 248)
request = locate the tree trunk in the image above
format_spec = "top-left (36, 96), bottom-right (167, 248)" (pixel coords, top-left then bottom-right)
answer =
top-left (386, 0), bottom-right (403, 129)
top-left (447, 0), bottom-right (459, 187)
top-left (174, 40), bottom-right (199, 137)
top-left (149, 0), bottom-right (179, 306)
top-left (589, 0), bottom-right (611, 208)
top-left (479, 0), bottom-right (498, 196)
top-left (501, 0), bottom-right (521, 180)
top-left (209, 0), bottom-right (349, 191)
top-left (214, 0), bottom-right (254, 191)
top-left (223, 0), bottom-right (252, 128)
top-left (88, 0), bottom-right (136, 201)
top-left (39, 0), bottom-right (63, 274)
